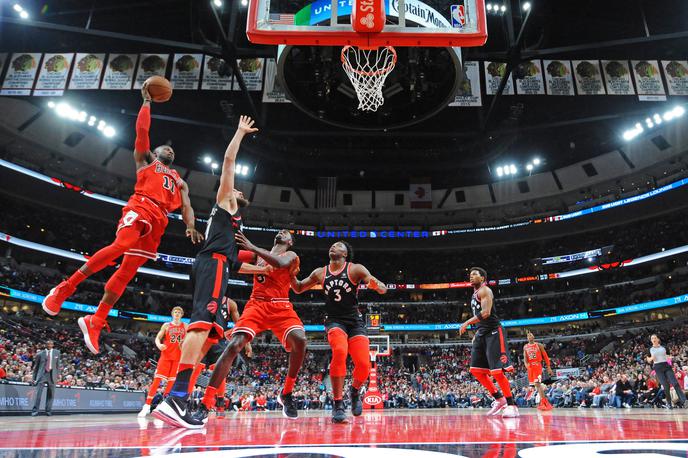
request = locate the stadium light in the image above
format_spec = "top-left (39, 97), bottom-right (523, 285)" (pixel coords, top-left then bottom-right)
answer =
top-left (532, 157), bottom-right (541, 166)
top-left (241, 0), bottom-right (248, 5)
top-left (522, 2), bottom-right (531, 11)
top-left (653, 113), bottom-right (662, 124)
top-left (211, 162), bottom-right (219, 170)
top-left (212, 0), bottom-right (223, 7)
top-left (103, 126), bottom-right (116, 138)
top-left (19, 10), bottom-right (28, 19)
top-left (673, 106), bottom-right (685, 117)
top-left (526, 163), bottom-right (533, 172)
top-left (510, 164), bottom-right (517, 174)
top-left (203, 155), bottom-right (212, 164)
top-left (236, 163), bottom-right (250, 177)
top-left (13, 4), bottom-right (23, 12)
top-left (486, 3), bottom-right (493, 10)
top-left (501, 5), bottom-right (507, 12)
top-left (624, 105), bottom-right (685, 142)
top-left (496, 166), bottom-right (503, 177)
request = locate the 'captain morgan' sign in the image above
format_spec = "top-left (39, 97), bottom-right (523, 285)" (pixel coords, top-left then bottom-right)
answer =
top-left (294, 0), bottom-right (453, 29)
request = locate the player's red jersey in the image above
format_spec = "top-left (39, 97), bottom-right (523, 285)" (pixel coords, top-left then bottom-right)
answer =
top-left (250, 254), bottom-right (298, 301)
top-left (161, 322), bottom-right (186, 360)
top-left (134, 159), bottom-right (183, 214)
top-left (524, 343), bottom-right (543, 366)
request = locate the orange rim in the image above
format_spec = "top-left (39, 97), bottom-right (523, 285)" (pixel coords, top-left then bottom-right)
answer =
top-left (341, 45), bottom-right (397, 77)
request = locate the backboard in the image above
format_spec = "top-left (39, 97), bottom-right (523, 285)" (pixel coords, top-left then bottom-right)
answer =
top-left (369, 334), bottom-right (391, 357)
top-left (247, 0), bottom-right (487, 49)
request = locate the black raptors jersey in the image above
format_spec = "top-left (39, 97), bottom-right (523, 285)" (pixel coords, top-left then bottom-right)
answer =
top-left (323, 262), bottom-right (360, 323)
top-left (198, 205), bottom-right (243, 268)
top-left (471, 285), bottom-right (501, 334)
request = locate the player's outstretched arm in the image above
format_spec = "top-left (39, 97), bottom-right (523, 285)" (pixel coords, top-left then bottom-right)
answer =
top-left (238, 263), bottom-right (272, 275)
top-left (291, 267), bottom-right (325, 294)
top-left (217, 115), bottom-right (259, 214)
top-left (350, 263), bottom-right (387, 294)
top-left (180, 181), bottom-right (203, 244)
top-left (133, 83), bottom-right (154, 170)
top-left (235, 231), bottom-right (296, 269)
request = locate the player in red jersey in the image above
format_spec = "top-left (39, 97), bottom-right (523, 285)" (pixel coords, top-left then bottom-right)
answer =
top-left (139, 306), bottom-right (187, 417)
top-left (524, 331), bottom-right (554, 411)
top-left (189, 229), bottom-right (305, 425)
top-left (42, 83), bottom-right (203, 354)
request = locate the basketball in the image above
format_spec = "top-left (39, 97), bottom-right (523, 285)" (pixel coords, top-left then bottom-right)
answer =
top-left (145, 76), bottom-right (172, 103)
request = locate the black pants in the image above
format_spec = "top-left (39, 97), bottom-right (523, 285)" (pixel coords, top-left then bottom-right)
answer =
top-left (33, 377), bottom-right (55, 413)
top-left (654, 362), bottom-right (686, 406)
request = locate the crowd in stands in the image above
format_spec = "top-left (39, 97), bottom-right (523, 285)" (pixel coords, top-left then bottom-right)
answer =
top-left (2, 310), bottom-right (687, 412)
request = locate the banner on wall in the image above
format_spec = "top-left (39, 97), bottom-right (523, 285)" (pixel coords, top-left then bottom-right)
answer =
top-left (68, 53), bottom-right (105, 90)
top-left (262, 58), bottom-right (291, 103)
top-left (101, 54), bottom-right (137, 90)
top-left (543, 60), bottom-right (574, 96)
top-left (1, 53), bottom-right (41, 96)
top-left (631, 60), bottom-right (666, 101)
top-left (409, 181), bottom-right (432, 209)
top-left (661, 60), bottom-right (688, 96)
top-left (484, 61), bottom-right (514, 95)
top-left (0, 383), bottom-right (144, 413)
top-left (34, 53), bottom-right (74, 96)
top-left (449, 61), bottom-right (482, 106)
top-left (232, 58), bottom-right (264, 91)
top-left (170, 54), bottom-right (202, 90)
top-left (601, 60), bottom-right (635, 95)
top-left (201, 55), bottom-right (233, 90)
top-left (572, 60), bottom-right (605, 95)
top-left (515, 60), bottom-right (545, 95)
top-left (133, 54), bottom-right (169, 89)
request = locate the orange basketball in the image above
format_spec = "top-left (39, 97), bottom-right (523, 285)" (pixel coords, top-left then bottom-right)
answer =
top-left (145, 76), bottom-right (172, 103)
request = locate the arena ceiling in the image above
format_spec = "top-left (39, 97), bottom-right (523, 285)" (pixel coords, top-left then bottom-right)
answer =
top-left (1, 0), bottom-right (687, 191)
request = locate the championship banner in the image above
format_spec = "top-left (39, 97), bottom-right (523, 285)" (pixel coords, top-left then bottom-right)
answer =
top-left (484, 61), bottom-right (514, 95)
top-left (101, 54), bottom-right (137, 90)
top-left (661, 60), bottom-right (688, 96)
top-left (515, 60), bottom-right (544, 95)
top-left (68, 53), bottom-right (105, 90)
top-left (34, 53), bottom-right (74, 96)
top-left (449, 61), bottom-right (482, 106)
top-left (1, 53), bottom-right (41, 96)
top-left (631, 60), bottom-right (666, 101)
top-left (543, 60), bottom-right (574, 96)
top-left (262, 58), bottom-right (291, 103)
top-left (133, 53), bottom-right (169, 89)
top-left (170, 54), bottom-right (202, 90)
top-left (409, 181), bottom-right (432, 209)
top-left (232, 58), bottom-right (264, 91)
top-left (572, 60), bottom-right (605, 95)
top-left (601, 60), bottom-right (635, 95)
top-left (201, 55), bottom-right (233, 90)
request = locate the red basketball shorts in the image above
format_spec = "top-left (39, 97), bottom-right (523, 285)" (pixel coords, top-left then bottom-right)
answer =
top-left (230, 299), bottom-right (304, 352)
top-left (527, 364), bottom-right (543, 385)
top-left (116, 195), bottom-right (168, 261)
top-left (155, 357), bottom-right (180, 380)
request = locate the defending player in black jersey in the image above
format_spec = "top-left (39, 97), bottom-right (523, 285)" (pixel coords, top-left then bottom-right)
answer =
top-left (291, 241), bottom-right (387, 423)
top-left (153, 116), bottom-right (268, 429)
top-left (459, 267), bottom-right (519, 418)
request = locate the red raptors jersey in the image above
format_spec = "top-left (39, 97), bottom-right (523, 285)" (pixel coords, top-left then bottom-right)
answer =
top-left (524, 343), bottom-right (543, 366)
top-left (134, 160), bottom-right (183, 214)
top-left (250, 254), bottom-right (297, 301)
top-left (161, 322), bottom-right (186, 360)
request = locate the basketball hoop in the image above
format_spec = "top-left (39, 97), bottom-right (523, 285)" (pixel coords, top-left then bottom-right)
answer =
top-left (341, 46), bottom-right (397, 112)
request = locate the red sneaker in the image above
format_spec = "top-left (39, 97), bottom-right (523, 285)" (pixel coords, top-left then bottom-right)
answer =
top-left (78, 315), bottom-right (110, 354)
top-left (42, 281), bottom-right (75, 316)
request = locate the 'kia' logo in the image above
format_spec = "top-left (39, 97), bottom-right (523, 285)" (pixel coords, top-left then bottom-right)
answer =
top-left (365, 395), bottom-right (382, 404)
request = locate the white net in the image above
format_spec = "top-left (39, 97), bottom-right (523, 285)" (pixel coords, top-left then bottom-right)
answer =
top-left (341, 46), bottom-right (397, 112)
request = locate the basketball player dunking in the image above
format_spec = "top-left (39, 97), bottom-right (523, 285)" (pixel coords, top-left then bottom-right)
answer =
top-left (524, 331), bottom-right (554, 411)
top-left (291, 241), bottom-right (387, 423)
top-left (42, 82), bottom-right (203, 354)
top-left (183, 229), bottom-right (305, 425)
top-left (139, 306), bottom-right (187, 417)
top-left (460, 267), bottom-right (519, 418)
top-left (153, 116), bottom-right (268, 429)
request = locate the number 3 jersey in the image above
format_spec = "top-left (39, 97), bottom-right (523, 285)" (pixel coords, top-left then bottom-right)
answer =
top-left (323, 262), bottom-right (361, 323)
top-left (161, 322), bottom-right (186, 360)
top-left (134, 159), bottom-right (183, 215)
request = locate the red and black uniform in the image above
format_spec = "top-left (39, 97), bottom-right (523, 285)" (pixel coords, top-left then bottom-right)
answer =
top-left (469, 285), bottom-right (513, 372)
top-left (323, 262), bottom-right (366, 338)
top-left (524, 342), bottom-right (550, 385)
top-left (118, 160), bottom-right (183, 261)
top-left (230, 253), bottom-right (304, 351)
top-left (188, 205), bottom-right (244, 339)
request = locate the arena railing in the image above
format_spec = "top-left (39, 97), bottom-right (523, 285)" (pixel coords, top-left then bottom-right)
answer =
top-left (2, 157), bottom-right (688, 238)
